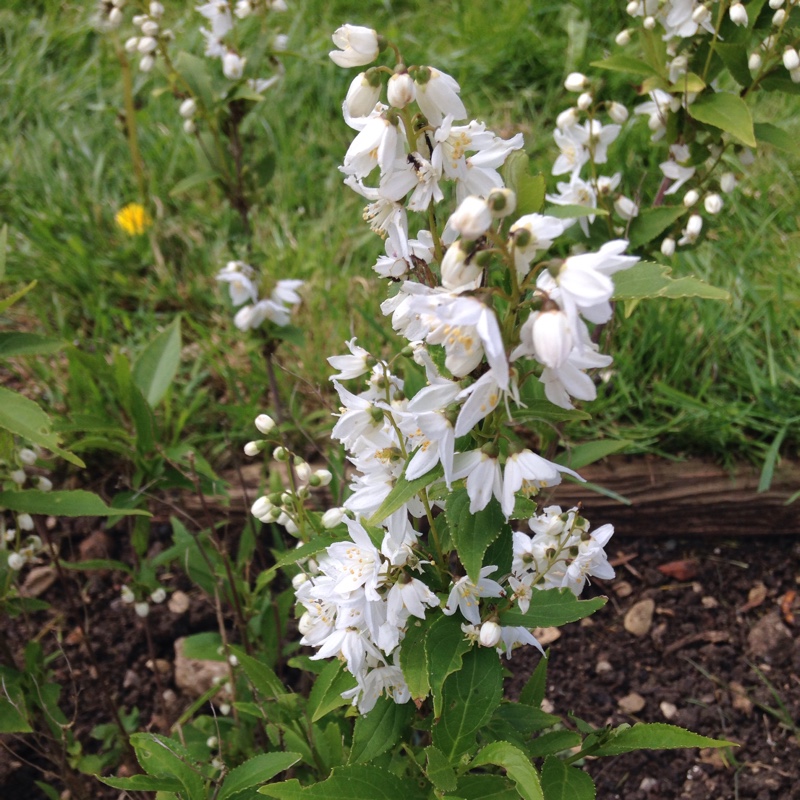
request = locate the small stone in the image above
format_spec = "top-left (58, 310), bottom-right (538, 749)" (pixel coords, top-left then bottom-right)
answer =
top-left (639, 777), bottom-right (658, 793)
top-left (729, 681), bottom-right (753, 714)
top-left (618, 692), bottom-right (646, 714)
top-left (79, 530), bottom-right (111, 561)
top-left (702, 596), bottom-right (719, 609)
top-left (123, 669), bottom-right (139, 689)
top-left (613, 580), bottom-right (633, 598)
top-left (168, 590), bottom-right (190, 614)
top-left (747, 611), bottom-right (792, 665)
top-left (541, 698), bottom-right (555, 714)
top-left (596, 659), bottom-right (613, 675)
top-left (624, 598), bottom-right (655, 636)
top-left (20, 565), bottom-right (57, 597)
top-left (533, 626), bottom-right (561, 645)
top-left (174, 637), bottom-right (231, 700)
top-left (660, 700), bottom-right (678, 720)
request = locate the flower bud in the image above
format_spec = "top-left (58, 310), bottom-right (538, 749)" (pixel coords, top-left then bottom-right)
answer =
top-left (132, 14), bottom-right (145, 25)
top-left (137, 36), bottom-right (157, 54)
top-left (124, 36), bottom-right (139, 52)
top-left (312, 468), bottom-right (333, 486)
top-left (139, 54), bottom-right (155, 72)
top-left (223, 52), bottom-right (246, 80)
top-left (626, 0), bottom-right (639, 13)
top-left (719, 172), bottom-right (737, 194)
top-left (607, 101), bottom-right (628, 124)
top-left (683, 189), bottom-right (700, 207)
top-left (150, 587), bottom-right (167, 604)
top-left (448, 196), bottom-right (492, 240)
top-left (555, 107), bottom-right (579, 129)
top-left (182, 119), bottom-right (196, 134)
top-left (255, 413), bottom-right (276, 434)
top-left (487, 188), bottom-right (516, 218)
top-left (643, 16), bottom-right (656, 30)
top-left (37, 476), bottom-right (53, 492)
top-left (219, 703), bottom-right (231, 716)
top-left (615, 29), bottom-right (632, 46)
top-left (791, 67), bottom-right (800, 83)
top-left (235, 0), bottom-right (252, 17)
top-left (8, 552), bottom-right (26, 571)
top-left (687, 214), bottom-right (703, 236)
top-left (141, 20), bottom-right (159, 36)
top-left (479, 621), bottom-right (502, 648)
top-left (251, 496), bottom-right (273, 519)
top-left (344, 71), bottom-right (381, 118)
top-left (329, 24), bottom-right (381, 68)
top-left (748, 52), bottom-right (762, 71)
top-left (273, 446), bottom-right (288, 461)
top-left (531, 310), bottom-right (573, 369)
top-left (321, 507), bottom-right (346, 529)
top-left (11, 469), bottom-right (26, 486)
top-left (704, 193), bottom-right (723, 215)
top-left (292, 572), bottom-right (308, 589)
top-left (228, 654), bottom-right (239, 666)
top-left (18, 448), bottom-right (37, 465)
top-left (18, 513), bottom-right (34, 532)
top-left (179, 98), bottom-right (197, 118)
top-left (108, 7), bottom-right (124, 26)
top-left (243, 441), bottom-right (261, 457)
top-left (564, 72), bottom-right (588, 92)
top-left (150, 1), bottom-right (165, 17)
top-left (661, 237), bottom-right (676, 257)
top-left (783, 48), bottom-right (800, 71)
top-left (770, 0), bottom-right (785, 6)
top-left (206, 736), bottom-right (219, 749)
top-left (134, 601), bottom-right (150, 618)
top-left (692, 4), bottom-right (710, 24)
top-left (387, 72), bottom-right (415, 108)
top-left (295, 462), bottom-right (312, 483)
top-left (441, 241), bottom-right (481, 290)
top-left (729, 2), bottom-right (748, 26)
top-left (121, 585), bottom-right (135, 604)
top-left (577, 92), bottom-right (592, 111)
top-left (614, 195), bottom-right (639, 220)
top-left (284, 518), bottom-right (299, 535)
top-left (773, 8), bottom-right (786, 24)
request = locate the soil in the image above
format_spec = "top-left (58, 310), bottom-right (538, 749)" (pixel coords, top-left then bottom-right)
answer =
top-left (2, 524), bottom-right (798, 799)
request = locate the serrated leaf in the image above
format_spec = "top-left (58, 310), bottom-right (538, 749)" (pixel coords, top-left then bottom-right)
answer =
top-left (590, 723), bottom-right (737, 756)
top-left (612, 262), bottom-right (730, 303)
top-left (540, 756), bottom-right (595, 800)
top-left (218, 753), bottom-right (302, 800)
top-left (472, 741), bottom-right (544, 800)
top-left (0, 223), bottom-right (7, 280)
top-left (259, 765), bottom-right (425, 799)
top-left (170, 169), bottom-right (222, 197)
top-left (688, 92), bottom-right (756, 147)
top-left (231, 646), bottom-right (288, 699)
top-left (447, 490), bottom-right (506, 583)
top-left (590, 54), bottom-right (660, 77)
top-left (399, 619), bottom-right (430, 700)
top-left (760, 74), bottom-right (800, 95)
top-left (627, 206), bottom-right (686, 249)
top-left (308, 659), bottom-right (357, 723)
top-left (554, 439), bottom-right (634, 470)
top-left (519, 654), bottom-right (549, 708)
top-left (527, 731), bottom-right (583, 759)
top-left (349, 696), bottom-right (413, 764)
top-left (0, 386), bottom-right (84, 466)
top-left (432, 647), bottom-right (503, 761)
top-left (61, 558), bottom-right (132, 573)
top-left (99, 774), bottom-right (183, 792)
top-left (754, 122), bottom-right (799, 155)
top-left (543, 204), bottom-right (608, 219)
top-left (0, 280), bottom-right (36, 315)
top-left (487, 705), bottom-right (560, 749)
top-left (366, 463), bottom-right (443, 526)
top-left (499, 589), bottom-right (606, 629)
top-left (0, 333), bottom-right (64, 357)
top-left (457, 774), bottom-right (517, 799)
top-left (425, 746), bottom-right (457, 792)
top-left (133, 318), bottom-right (182, 407)
top-left (0, 675), bottom-right (32, 733)
top-left (130, 733), bottom-right (205, 798)
top-left (427, 614), bottom-right (473, 719)
top-left (507, 401), bottom-right (591, 425)
top-left (0, 490), bottom-right (149, 517)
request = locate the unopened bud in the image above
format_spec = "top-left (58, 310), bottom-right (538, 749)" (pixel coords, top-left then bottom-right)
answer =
top-left (312, 468), bottom-right (333, 486)
top-left (19, 448), bottom-right (37, 465)
top-left (607, 101), bottom-right (628, 124)
top-left (683, 189), bottom-right (700, 207)
top-left (141, 20), bottom-right (159, 36)
top-left (626, 0), bottom-right (639, 13)
top-left (18, 513), bottom-right (34, 532)
top-left (273, 446), bottom-right (288, 461)
top-left (643, 15), bottom-right (656, 29)
top-left (139, 54), bottom-right (155, 72)
top-left (783, 48), bottom-right (800, 71)
top-left (479, 621), bottom-right (502, 648)
top-left (37, 476), bottom-right (53, 492)
top-left (243, 441), bottom-right (261, 457)
top-left (179, 98), bottom-right (197, 118)
top-left (321, 507), bottom-right (346, 529)
top-left (124, 36), bottom-right (139, 52)
top-left (134, 601), bottom-right (150, 618)
top-left (748, 52), bottom-right (762, 71)
top-left (182, 119), bottom-right (196, 134)
top-left (8, 552), bottom-right (26, 571)
top-left (704, 193), bottom-right (723, 215)
top-left (577, 92), bottom-right (592, 111)
top-left (615, 29), bottom-right (631, 46)
top-left (137, 36), bottom-right (157, 54)
top-left (773, 8), bottom-right (786, 24)
top-left (729, 2), bottom-right (748, 26)
top-left (564, 72), bottom-right (588, 92)
top-left (150, 1), bottom-right (165, 17)
top-left (686, 214), bottom-right (703, 236)
top-left (692, 4), bottom-right (710, 23)
top-left (556, 107), bottom-right (579, 129)
top-left (251, 496), bottom-right (273, 519)
top-left (661, 237), bottom-right (676, 257)
top-left (387, 71), bottom-right (415, 108)
top-left (449, 196), bottom-right (492, 240)
top-left (487, 188), bottom-right (516, 218)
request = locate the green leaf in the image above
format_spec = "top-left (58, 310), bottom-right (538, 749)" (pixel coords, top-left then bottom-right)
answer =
top-left (627, 206), bottom-right (686, 249)
top-left (472, 741), bottom-right (544, 800)
top-left (170, 169), bottom-right (222, 197)
top-left (0, 280), bottom-right (36, 315)
top-left (457, 774), bottom-right (517, 799)
top-left (758, 425), bottom-right (788, 493)
top-left (447, 490), bottom-right (506, 583)
top-left (0, 490), bottom-right (150, 517)
top-left (99, 774), bottom-right (183, 792)
top-left (612, 262), bottom-right (730, 303)
top-left (754, 122), bottom-right (799, 155)
top-left (713, 43), bottom-right (752, 87)
top-left (519, 653), bottom-right (549, 708)
top-left (590, 54), bottom-right (660, 77)
top-left (349, 696), bottom-right (413, 764)
top-left (688, 92), bottom-right (756, 147)
top-left (133, 318), bottom-right (182, 407)
top-left (61, 558), bottom-right (132, 573)
top-left (180, 631), bottom-right (225, 661)
top-left (398, 618), bottom-right (430, 701)
top-left (543, 204), bottom-right (608, 220)
top-left (0, 386), bottom-right (84, 467)
top-left (308, 659), bottom-right (357, 723)
top-left (760, 74), bottom-right (800, 95)
top-left (554, 439), bottom-right (634, 470)
top-left (506, 401), bottom-right (590, 425)
top-left (173, 50), bottom-right (215, 111)
top-left (259, 765), bottom-right (425, 799)
top-left (0, 223), bottom-right (7, 280)
top-left (425, 746), bottom-right (458, 793)
top-left (540, 756), bottom-right (595, 800)
top-left (427, 613), bottom-right (473, 719)
top-left (231, 646), bottom-right (288, 699)
top-left (432, 646), bottom-right (503, 761)
top-left (130, 733), bottom-right (205, 798)
top-left (218, 753), bottom-right (302, 800)
top-left (527, 731), bottom-right (583, 759)
top-left (499, 588), bottom-right (606, 629)
top-left (591, 723), bottom-right (737, 756)
top-left (502, 153), bottom-right (545, 216)
top-left (0, 333), bottom-right (64, 357)
top-left (0, 673), bottom-right (32, 733)
top-left (366, 463), bottom-right (443, 526)
top-left (487, 705), bottom-right (560, 748)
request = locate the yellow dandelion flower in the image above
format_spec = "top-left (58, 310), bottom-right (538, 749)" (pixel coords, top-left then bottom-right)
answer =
top-left (115, 203), bottom-right (152, 236)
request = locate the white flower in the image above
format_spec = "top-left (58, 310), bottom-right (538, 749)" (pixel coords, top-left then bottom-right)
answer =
top-left (387, 72), bottom-right (415, 108)
top-left (443, 566), bottom-right (505, 625)
top-left (524, 309), bottom-right (574, 369)
top-left (661, 237), bottom-right (676, 257)
top-left (321, 508), bottom-right (346, 529)
top-left (255, 414), bottom-right (276, 434)
top-left (222, 51), bottom-right (246, 80)
top-left (479, 620), bottom-right (502, 648)
top-left (413, 67), bottom-right (466, 126)
top-left (452, 450), bottom-right (504, 514)
top-left (501, 450), bottom-right (581, 519)
top-left (18, 448), bottom-right (37, 465)
top-left (729, 2), bottom-right (748, 25)
top-left (441, 241), bottom-right (482, 291)
top-left (509, 214), bottom-right (565, 282)
top-left (197, 1), bottom-right (233, 39)
top-left (448, 196), bottom-right (492, 240)
top-left (564, 72), bottom-right (589, 92)
top-left (8, 552), bottom-right (26, 571)
top-left (704, 193), bottom-right (723, 215)
top-left (607, 101), bottom-right (629, 124)
top-left (342, 114), bottom-right (401, 180)
top-left (344, 72), bottom-right (382, 118)
top-left (545, 174), bottom-right (597, 237)
top-left (552, 125), bottom-right (589, 176)
top-left (329, 24), bottom-right (380, 68)
top-left (179, 98), bottom-right (197, 118)
top-left (216, 261), bottom-right (258, 306)
top-left (497, 625), bottom-right (544, 659)
top-left (328, 338), bottom-right (371, 381)
top-left (584, 119), bottom-right (621, 164)
top-left (614, 194), bottom-right (639, 220)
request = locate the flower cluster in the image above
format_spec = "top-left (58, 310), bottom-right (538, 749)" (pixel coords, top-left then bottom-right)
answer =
top-left (244, 25), bottom-right (637, 713)
top-left (122, 2), bottom-right (171, 74)
top-left (216, 261), bottom-right (303, 331)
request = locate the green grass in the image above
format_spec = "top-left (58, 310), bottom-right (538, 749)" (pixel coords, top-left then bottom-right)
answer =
top-left (1, 0), bottom-right (798, 476)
